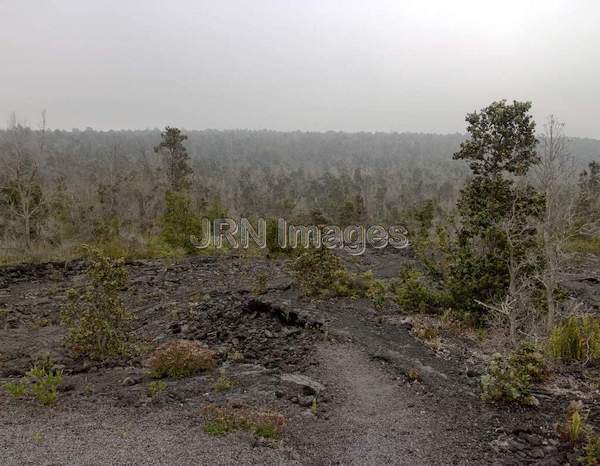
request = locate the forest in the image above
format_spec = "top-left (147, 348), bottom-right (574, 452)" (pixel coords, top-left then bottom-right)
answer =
top-left (1, 110), bottom-right (599, 263)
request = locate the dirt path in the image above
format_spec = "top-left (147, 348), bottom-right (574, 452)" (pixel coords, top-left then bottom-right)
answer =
top-left (292, 343), bottom-right (436, 465)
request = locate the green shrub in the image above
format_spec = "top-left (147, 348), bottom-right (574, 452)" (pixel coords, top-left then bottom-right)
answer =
top-left (160, 191), bottom-right (203, 253)
top-left (366, 274), bottom-right (387, 309)
top-left (149, 340), bottom-right (217, 378)
top-left (392, 269), bottom-right (446, 313)
top-left (62, 247), bottom-right (133, 361)
top-left (580, 435), bottom-right (600, 465)
top-left (549, 315), bottom-right (600, 363)
top-left (480, 343), bottom-right (546, 405)
top-left (291, 248), bottom-right (342, 296)
top-left (148, 380), bottom-right (167, 398)
top-left (3, 365), bottom-right (63, 405)
top-left (3, 379), bottom-right (27, 397)
top-left (509, 342), bottom-right (547, 383)
top-left (27, 366), bottom-right (63, 405)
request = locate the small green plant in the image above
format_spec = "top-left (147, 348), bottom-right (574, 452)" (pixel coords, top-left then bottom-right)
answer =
top-left (202, 404), bottom-right (286, 439)
top-left (0, 308), bottom-right (9, 328)
top-left (559, 401), bottom-right (589, 445)
top-left (31, 431), bottom-right (45, 445)
top-left (310, 398), bottom-right (318, 415)
top-left (253, 272), bottom-right (268, 295)
top-left (148, 380), bottom-right (167, 398)
top-left (579, 434), bottom-right (600, 465)
top-left (149, 340), bottom-right (217, 379)
top-left (3, 379), bottom-right (27, 397)
top-left (480, 343), bottom-right (546, 405)
top-left (3, 363), bottom-right (63, 405)
top-left (549, 315), bottom-right (600, 363)
top-left (62, 247), bottom-right (133, 361)
top-left (406, 367), bottom-right (421, 382)
top-left (26, 365), bottom-right (63, 405)
top-left (568, 409), bottom-right (586, 444)
top-left (213, 372), bottom-right (235, 392)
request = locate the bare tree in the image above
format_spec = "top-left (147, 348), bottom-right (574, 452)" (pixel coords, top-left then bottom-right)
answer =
top-left (534, 116), bottom-right (574, 332)
top-left (0, 124), bottom-right (45, 249)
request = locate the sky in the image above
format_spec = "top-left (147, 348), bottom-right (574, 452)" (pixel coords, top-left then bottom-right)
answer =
top-left (1, 0), bottom-right (599, 137)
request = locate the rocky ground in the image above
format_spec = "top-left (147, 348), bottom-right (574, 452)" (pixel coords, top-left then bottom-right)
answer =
top-left (0, 249), bottom-right (598, 465)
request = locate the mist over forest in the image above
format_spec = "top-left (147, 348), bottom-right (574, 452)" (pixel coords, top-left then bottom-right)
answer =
top-left (1, 123), bottom-right (599, 262)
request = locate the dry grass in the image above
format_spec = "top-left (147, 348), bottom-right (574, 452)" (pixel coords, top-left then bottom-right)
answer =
top-left (148, 340), bottom-right (217, 378)
top-left (201, 404), bottom-right (287, 439)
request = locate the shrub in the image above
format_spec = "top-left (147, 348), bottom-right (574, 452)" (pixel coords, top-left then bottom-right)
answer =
top-left (201, 404), bottom-right (286, 439)
top-left (332, 269), bottom-right (387, 303)
top-left (392, 269), bottom-right (445, 313)
top-left (253, 272), bottom-right (268, 295)
top-left (213, 373), bottom-right (235, 392)
top-left (549, 315), bottom-right (600, 363)
top-left (561, 401), bottom-right (587, 444)
top-left (62, 247), bottom-right (133, 361)
top-left (406, 367), bottom-right (422, 382)
top-left (366, 274), bottom-right (387, 309)
top-left (291, 249), bottom-right (389, 306)
top-left (149, 340), bottom-right (217, 378)
top-left (291, 248), bottom-right (342, 296)
top-left (480, 343), bottom-right (546, 405)
top-left (148, 380), bottom-right (167, 398)
top-left (509, 342), bottom-right (547, 383)
top-left (160, 191), bottom-right (203, 253)
top-left (3, 379), bottom-right (27, 397)
top-left (27, 366), bottom-right (63, 405)
top-left (580, 435), bottom-right (600, 465)
top-left (4, 364), bottom-right (63, 405)
top-left (412, 321), bottom-right (442, 352)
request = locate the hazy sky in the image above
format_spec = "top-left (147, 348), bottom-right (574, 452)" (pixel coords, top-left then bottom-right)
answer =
top-left (1, 0), bottom-right (599, 136)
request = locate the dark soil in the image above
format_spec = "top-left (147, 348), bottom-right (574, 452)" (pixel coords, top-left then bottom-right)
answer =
top-left (0, 250), bottom-right (597, 465)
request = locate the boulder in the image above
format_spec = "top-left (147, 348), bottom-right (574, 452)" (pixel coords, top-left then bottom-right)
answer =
top-left (280, 373), bottom-right (325, 396)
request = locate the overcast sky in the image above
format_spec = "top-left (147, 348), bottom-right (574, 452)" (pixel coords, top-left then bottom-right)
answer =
top-left (1, 0), bottom-right (599, 137)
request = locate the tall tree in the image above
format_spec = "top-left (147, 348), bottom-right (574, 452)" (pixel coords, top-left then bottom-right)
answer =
top-left (154, 127), bottom-right (192, 191)
top-left (535, 116), bottom-right (574, 332)
top-left (450, 100), bottom-right (543, 329)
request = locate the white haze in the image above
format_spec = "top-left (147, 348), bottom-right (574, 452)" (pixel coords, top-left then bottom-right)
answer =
top-left (1, 0), bottom-right (599, 137)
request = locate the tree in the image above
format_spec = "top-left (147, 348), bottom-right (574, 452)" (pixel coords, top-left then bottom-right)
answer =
top-left (0, 123), bottom-right (45, 249)
top-left (449, 100), bottom-right (543, 326)
top-left (535, 116), bottom-right (574, 332)
top-left (62, 248), bottom-right (133, 360)
top-left (154, 127), bottom-right (192, 191)
top-left (160, 191), bottom-right (202, 253)
top-left (453, 100), bottom-right (539, 177)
